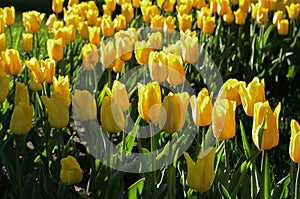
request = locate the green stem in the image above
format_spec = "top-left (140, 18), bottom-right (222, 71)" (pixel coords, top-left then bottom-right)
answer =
top-left (295, 163), bottom-right (300, 199)
top-left (61, 129), bottom-right (65, 158)
top-left (150, 123), bottom-right (157, 195)
top-left (167, 135), bottom-right (175, 199)
top-left (224, 139), bottom-right (230, 188)
top-left (9, 26), bottom-right (13, 48)
top-left (15, 135), bottom-right (22, 196)
top-left (108, 68), bottom-right (112, 89)
top-left (202, 126), bottom-right (206, 152)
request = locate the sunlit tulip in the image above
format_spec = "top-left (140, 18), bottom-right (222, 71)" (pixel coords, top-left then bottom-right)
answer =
top-left (0, 33), bottom-right (6, 51)
top-left (53, 76), bottom-right (70, 106)
top-left (60, 156), bottom-right (83, 185)
top-left (239, 77), bottom-right (266, 116)
top-left (3, 49), bottom-right (22, 75)
top-left (148, 51), bottom-right (168, 82)
top-left (164, 16), bottom-right (176, 34)
top-left (151, 15), bottom-right (164, 31)
top-left (190, 88), bottom-right (213, 126)
top-left (217, 0), bottom-right (229, 16)
top-left (88, 26), bottom-right (100, 45)
top-left (46, 14), bottom-right (57, 32)
top-left (141, 5), bottom-right (159, 23)
top-left (122, 3), bottom-right (134, 23)
top-left (78, 21), bottom-right (89, 40)
top-left (103, 4), bottom-right (112, 15)
top-left (101, 15), bottom-right (114, 37)
top-left (68, 0), bottom-right (79, 7)
top-left (138, 82), bottom-right (162, 123)
top-left (14, 82), bottom-right (30, 106)
top-left (52, 0), bottom-right (64, 13)
top-left (132, 0), bottom-right (141, 8)
top-left (197, 8), bottom-right (212, 29)
top-left (218, 78), bottom-right (246, 106)
top-left (47, 38), bottom-right (63, 61)
top-left (251, 3), bottom-right (259, 19)
top-left (239, 0), bottom-right (250, 11)
top-left (86, 9), bottom-right (98, 26)
top-left (184, 147), bottom-right (216, 192)
top-left (135, 40), bottom-right (152, 64)
top-left (100, 41), bottom-right (116, 69)
top-left (159, 92), bottom-right (190, 134)
top-left (113, 57), bottom-right (124, 73)
top-left (125, 28), bottom-right (139, 43)
top-left (163, 40), bottom-right (182, 57)
top-left (105, 0), bottom-right (116, 11)
top-left (22, 11), bottom-right (45, 33)
top-left (25, 57), bottom-right (45, 83)
top-left (4, 6), bottom-right (15, 26)
top-left (158, 0), bottom-right (176, 12)
top-left (147, 32), bottom-right (162, 50)
top-left (29, 72), bottom-right (42, 91)
top-left (64, 12), bottom-right (79, 29)
top-left (209, 0), bottom-right (218, 13)
top-left (52, 20), bottom-right (64, 31)
top-left (213, 99), bottom-right (236, 140)
top-left (277, 19), bottom-right (289, 35)
top-left (273, 11), bottom-right (283, 26)
top-left (234, 8), bottom-right (247, 25)
top-left (223, 7), bottom-right (234, 22)
top-left (286, 3), bottom-right (300, 19)
top-left (41, 58), bottom-right (56, 83)
top-left (0, 76), bottom-right (9, 102)
top-left (193, 0), bottom-right (206, 9)
top-left (252, 101), bottom-right (281, 150)
top-left (177, 14), bottom-right (192, 32)
top-left (72, 90), bottom-right (97, 121)
top-left (106, 80), bottom-right (130, 112)
top-left (167, 53), bottom-right (186, 86)
top-left (182, 36), bottom-right (199, 64)
top-left (256, 7), bottom-right (268, 24)
top-left (115, 36), bottom-right (133, 61)
top-left (10, 102), bottom-right (33, 135)
top-left (290, 119), bottom-right (300, 163)
top-left (82, 43), bottom-right (98, 70)
top-left (0, 15), bottom-right (5, 34)
top-left (22, 33), bottom-right (33, 52)
top-left (114, 14), bottom-right (126, 31)
top-left (42, 93), bottom-right (70, 128)
top-left (100, 95), bottom-right (125, 133)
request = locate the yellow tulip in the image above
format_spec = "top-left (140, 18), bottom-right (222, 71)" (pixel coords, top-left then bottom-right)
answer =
top-left (100, 95), bottom-right (125, 133)
top-left (238, 77), bottom-right (266, 116)
top-left (167, 53), bottom-right (186, 86)
top-left (223, 7), bottom-right (234, 23)
top-left (148, 51), bottom-right (168, 82)
top-left (68, 0), bottom-right (78, 7)
top-left (234, 8), bottom-right (247, 25)
top-left (0, 15), bottom-right (5, 34)
top-left (101, 15), bottom-right (114, 37)
top-left (177, 14), bottom-right (192, 32)
top-left (184, 147), bottom-right (216, 192)
top-left (138, 82), bottom-right (162, 123)
top-left (86, 9), bottom-right (98, 26)
top-left (4, 6), bottom-right (15, 26)
top-left (113, 14), bottom-right (126, 31)
top-left (147, 32), bottom-right (162, 50)
top-left (164, 16), bottom-right (176, 34)
top-left (286, 3), bottom-right (300, 20)
top-left (78, 21), bottom-right (89, 40)
top-left (217, 0), bottom-right (229, 16)
top-left (115, 36), bottom-right (133, 61)
top-left (105, 0), bottom-right (116, 11)
top-left (10, 102), bottom-right (33, 135)
top-left (0, 33), bottom-right (6, 52)
top-left (132, 0), bottom-right (141, 8)
top-left (239, 0), bottom-right (250, 11)
top-left (53, 76), bottom-right (70, 106)
top-left (203, 16), bottom-right (216, 34)
top-left (218, 78), bottom-right (246, 106)
top-left (42, 93), bottom-right (70, 128)
top-left (277, 19), bottom-right (289, 36)
top-left (46, 14), bottom-right (57, 32)
top-left (150, 15), bottom-right (164, 31)
top-left (22, 33), bottom-right (33, 52)
top-left (29, 72), bottom-right (42, 91)
top-left (141, 5), bottom-right (159, 23)
top-left (72, 90), bottom-right (97, 121)
top-left (158, 0), bottom-right (176, 12)
top-left (190, 88), bottom-right (213, 126)
top-left (0, 76), bottom-right (9, 102)
top-left (22, 11), bottom-right (45, 34)
top-left (64, 13), bottom-right (79, 29)
top-left (82, 43), bottom-right (98, 70)
top-left (41, 58), bottom-right (56, 83)
top-left (47, 38), bottom-right (63, 61)
top-left (122, 3), bottom-right (134, 23)
top-left (273, 11), bottom-right (283, 26)
top-left (256, 7), bottom-right (268, 24)
top-left (159, 92), bottom-right (190, 134)
top-left (197, 7), bottom-right (212, 29)
top-left (0, 52), bottom-right (6, 76)
top-left (100, 41), bottom-right (116, 69)
top-left (209, 0), bottom-right (218, 13)
top-left (252, 101), bottom-right (281, 150)
top-left (135, 40), bottom-right (152, 64)
top-left (182, 35), bottom-right (199, 64)
top-left (14, 82), bottom-right (30, 106)
top-left (52, 0), bottom-right (64, 13)
top-left (113, 57), bottom-right (125, 73)
top-left (88, 26), bottom-right (101, 45)
top-left (4, 49), bottom-right (22, 75)
top-left (194, 0), bottom-right (206, 9)
top-left (212, 99), bottom-right (236, 140)
top-left (290, 119), bottom-right (300, 163)
top-left (106, 80), bottom-right (130, 112)
top-left (25, 57), bottom-right (45, 83)
top-left (60, 156), bottom-right (83, 185)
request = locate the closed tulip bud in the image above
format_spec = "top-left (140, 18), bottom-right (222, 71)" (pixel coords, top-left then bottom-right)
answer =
top-left (218, 78), bottom-right (246, 106)
top-left (256, 7), bottom-right (268, 24)
top-left (78, 21), bottom-right (89, 40)
top-left (116, 36), bottom-right (133, 61)
top-left (182, 36), bottom-right (199, 64)
top-left (86, 9), bottom-right (98, 26)
top-left (290, 119), bottom-right (300, 163)
top-left (167, 53), bottom-right (186, 86)
top-left (223, 7), bottom-right (234, 22)
top-left (42, 93), bottom-right (70, 128)
top-left (147, 32), bottom-right (162, 50)
top-left (0, 76), bottom-right (9, 102)
top-left (122, 3), bottom-right (134, 23)
top-left (184, 147), bottom-right (216, 192)
top-left (273, 11), bottom-right (283, 26)
top-left (138, 82), bottom-right (162, 123)
top-left (239, 0), bottom-right (250, 11)
top-left (113, 57), bottom-right (125, 73)
top-left (105, 0), bottom-right (116, 11)
top-left (22, 33), bottom-right (33, 52)
top-left (114, 14), bottom-right (126, 31)
top-left (177, 14), bottom-right (192, 32)
top-left (22, 11), bottom-right (45, 33)
top-left (217, 0), bottom-right (229, 16)
top-left (148, 51), bottom-right (168, 82)
top-left (141, 5), bottom-right (159, 23)
top-left (100, 96), bottom-right (125, 133)
top-left (0, 33), bottom-right (6, 51)
top-left (103, 4), bottom-right (112, 15)
top-left (82, 43), bottom-right (98, 70)
top-left (277, 19), bottom-right (289, 35)
top-left (190, 88), bottom-right (213, 126)
top-left (41, 58), bottom-right (56, 83)
top-left (4, 49), bottom-right (22, 75)
top-left (151, 15), bottom-right (164, 31)
top-left (4, 6), bottom-right (15, 26)
top-left (25, 57), bottom-right (45, 83)
top-left (72, 90), bottom-right (97, 121)
top-left (210, 0), bottom-right (218, 13)
top-left (10, 102), bottom-right (33, 135)
top-left (213, 99), bottom-right (236, 140)
top-left (100, 41), bottom-right (116, 69)
top-left (60, 156), bottom-right (83, 185)
top-left (29, 72), bottom-right (42, 91)
top-left (164, 16), bottom-right (176, 34)
top-left (47, 38), bottom-right (63, 61)
top-left (52, 0), bottom-right (64, 13)
top-left (135, 40), bottom-right (152, 64)
top-left (46, 14), bottom-right (57, 32)
top-left (0, 16), bottom-right (5, 34)
top-left (197, 8), bottom-right (212, 29)
top-left (15, 82), bottom-right (30, 106)
top-left (159, 92), bottom-right (189, 134)
top-left (101, 15), bottom-right (114, 37)
top-left (105, 80), bottom-right (130, 112)
top-left (0, 52), bottom-right (6, 76)
top-left (251, 3), bottom-right (259, 19)
top-left (252, 101), bottom-right (281, 150)
top-left (53, 76), bottom-right (70, 106)
top-left (88, 26), bottom-right (101, 45)
top-left (234, 8), bottom-right (247, 25)
top-left (239, 77), bottom-right (266, 116)
top-left (286, 3), bottom-right (300, 20)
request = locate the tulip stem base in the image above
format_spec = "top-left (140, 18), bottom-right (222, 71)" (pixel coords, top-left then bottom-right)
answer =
top-left (15, 135), bottom-right (22, 197)
top-left (295, 163), bottom-right (300, 199)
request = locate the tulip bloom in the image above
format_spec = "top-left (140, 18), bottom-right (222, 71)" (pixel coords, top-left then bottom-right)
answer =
top-left (148, 51), bottom-right (168, 82)
top-left (164, 16), bottom-right (176, 34)
top-left (138, 82), bottom-right (162, 123)
top-left (212, 99), bottom-right (236, 140)
top-left (42, 93), bottom-right (70, 129)
top-left (100, 96), bottom-right (125, 133)
top-left (197, 7), bottom-right (212, 29)
top-left (82, 43), bottom-right (98, 70)
top-left (223, 7), bottom-right (234, 23)
top-left (53, 76), bottom-right (70, 106)
top-left (106, 80), bottom-right (130, 112)
top-left (252, 101), bottom-right (281, 151)
top-left (88, 26), bottom-right (101, 45)
top-left (72, 90), bottom-right (97, 121)
top-left (0, 16), bottom-right (5, 34)
top-left (290, 119), bottom-right (300, 163)
top-left (203, 16), bottom-right (216, 34)
top-left (218, 78), bottom-right (246, 106)
top-left (286, 3), bottom-right (300, 20)
top-left (177, 14), bottom-right (192, 32)
top-left (0, 76), bottom-right (9, 102)
top-left (167, 53), bottom-right (186, 86)
top-left (114, 14), bottom-right (126, 31)
top-left (141, 5), bottom-right (159, 23)
top-left (135, 40), bottom-right (152, 65)
top-left (190, 88), bottom-right (213, 126)
top-left (151, 15), bottom-right (164, 31)
top-left (0, 33), bottom-right (6, 52)
top-left (239, 77), bottom-right (266, 116)
top-left (46, 14), bottom-right (57, 32)
top-left (277, 20), bottom-right (289, 36)
top-left (22, 33), bottom-right (33, 52)
top-left (3, 49), bottom-right (22, 75)
top-left (14, 82), bottom-right (30, 106)
top-left (100, 41), bottom-right (116, 69)
top-left (182, 35), bottom-right (199, 64)
top-left (78, 21), bottom-right (89, 40)
top-left (234, 8), bottom-right (247, 25)
top-left (115, 36), bottom-right (133, 61)
top-left (184, 147), bottom-right (216, 192)
top-left (22, 11), bottom-right (45, 34)
top-left (60, 156), bottom-right (83, 185)
top-left (159, 92), bottom-right (190, 134)
top-left (147, 32), bottom-right (162, 50)
top-left (47, 38), bottom-right (63, 61)
top-left (29, 72), bottom-right (42, 91)
top-left (52, 0), bottom-right (64, 13)
top-left (10, 102), bottom-right (33, 135)
top-left (256, 7), bottom-right (268, 24)
top-left (272, 11), bottom-right (283, 26)
top-left (4, 6), bottom-right (15, 26)
top-left (101, 15), bottom-right (114, 37)
top-left (41, 58), bottom-right (56, 83)
top-left (113, 58), bottom-right (125, 73)
top-left (122, 3), bottom-right (134, 23)
top-left (86, 9), bottom-right (98, 26)
top-left (25, 57), bottom-right (45, 83)
top-left (105, 0), bottom-right (116, 11)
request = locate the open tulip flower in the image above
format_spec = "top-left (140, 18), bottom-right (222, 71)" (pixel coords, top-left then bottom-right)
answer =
top-left (72, 90), bottom-right (97, 121)
top-left (10, 102), bottom-right (33, 135)
top-left (290, 119), bottom-right (300, 163)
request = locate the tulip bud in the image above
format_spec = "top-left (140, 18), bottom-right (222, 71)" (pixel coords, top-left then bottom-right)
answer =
top-left (68, 0), bottom-right (78, 7)
top-left (277, 19), bottom-right (289, 36)
top-left (223, 7), bottom-right (234, 23)
top-left (115, 36), bottom-right (133, 61)
top-left (29, 72), bottom-right (42, 91)
top-left (234, 8), bottom-right (247, 25)
top-left (3, 49), bottom-right (22, 75)
top-left (60, 156), bottom-right (83, 185)
top-left (135, 40), bottom-right (152, 64)
top-left (0, 16), bottom-right (5, 34)
top-left (10, 102), bottom-right (33, 135)
top-left (22, 33), bottom-right (33, 52)
top-left (177, 14), bottom-right (192, 32)
top-left (182, 36), bottom-right (199, 64)
top-left (147, 32), bottom-right (162, 50)
top-left (105, 80), bottom-right (130, 112)
top-left (273, 11), bottom-right (283, 26)
top-left (52, 0), bottom-right (64, 13)
top-left (82, 43), bottom-right (98, 70)
top-left (122, 3), bottom-right (134, 23)
top-left (239, 0), bottom-right (250, 11)
top-left (256, 7), bottom-right (268, 24)
top-left (88, 26), bottom-right (101, 45)
top-left (53, 75), bottom-right (70, 106)
top-left (22, 11), bottom-right (45, 34)
top-left (141, 5), bottom-right (159, 23)
top-left (290, 119), bottom-right (300, 163)
top-left (184, 147), bottom-right (216, 192)
top-left (197, 7), bottom-right (212, 29)
top-left (15, 82), bottom-right (30, 106)
top-left (217, 0), bottom-right (229, 16)
top-left (132, 0), bottom-right (141, 8)
top-left (167, 53), bottom-right (186, 86)
top-left (164, 16), bottom-right (176, 34)
top-left (4, 6), bottom-right (15, 26)
top-left (212, 99), bottom-right (236, 140)
top-left (25, 57), bottom-right (45, 83)
top-left (113, 57), bottom-right (125, 73)
top-left (151, 15), bottom-right (164, 31)
top-left (72, 90), bottom-right (97, 121)
top-left (0, 76), bottom-right (9, 102)
top-left (105, 0), bottom-right (116, 11)
top-left (113, 14), bottom-right (126, 31)
top-left (46, 14), bottom-right (57, 32)
top-left (78, 21), bottom-right (89, 40)
top-left (286, 3), bottom-right (299, 20)
top-left (47, 38), bottom-right (63, 61)
top-left (0, 33), bottom-right (6, 52)
top-left (101, 15), bottom-right (114, 37)
top-left (148, 51), bottom-right (168, 82)
top-left (218, 78), bottom-right (246, 106)
top-left (41, 58), bottom-right (56, 83)
top-left (100, 41), bottom-right (116, 69)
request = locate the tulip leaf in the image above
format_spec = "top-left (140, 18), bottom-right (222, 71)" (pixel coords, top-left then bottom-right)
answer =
top-left (263, 25), bottom-right (273, 48)
top-left (153, 184), bottom-right (167, 199)
top-left (240, 120), bottom-right (250, 159)
top-left (218, 182), bottom-right (232, 199)
top-left (126, 177), bottom-right (145, 199)
top-left (20, 171), bottom-right (38, 199)
top-left (271, 174), bottom-right (290, 199)
top-left (156, 141), bottom-right (170, 161)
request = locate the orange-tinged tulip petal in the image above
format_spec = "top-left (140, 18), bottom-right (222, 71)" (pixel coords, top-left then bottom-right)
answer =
top-left (0, 76), bottom-right (9, 102)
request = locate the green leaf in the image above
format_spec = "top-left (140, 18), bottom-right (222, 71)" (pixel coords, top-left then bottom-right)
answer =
top-left (126, 178), bottom-right (145, 199)
top-left (240, 120), bottom-right (250, 159)
top-left (218, 183), bottom-right (232, 199)
top-left (156, 141), bottom-right (170, 161)
top-left (271, 174), bottom-right (290, 199)
top-left (263, 25), bottom-right (273, 47)
top-left (261, 151), bottom-right (270, 199)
